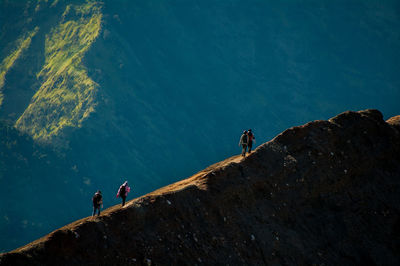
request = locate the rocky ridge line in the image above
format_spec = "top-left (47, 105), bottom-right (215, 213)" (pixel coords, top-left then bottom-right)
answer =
top-left (1, 109), bottom-right (399, 265)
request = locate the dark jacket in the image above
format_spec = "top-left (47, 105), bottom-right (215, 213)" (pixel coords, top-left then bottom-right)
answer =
top-left (92, 192), bottom-right (102, 207)
top-left (239, 133), bottom-right (248, 145)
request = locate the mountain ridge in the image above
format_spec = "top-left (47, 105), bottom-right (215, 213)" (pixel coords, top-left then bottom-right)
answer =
top-left (1, 0), bottom-right (400, 256)
top-left (1, 109), bottom-right (399, 265)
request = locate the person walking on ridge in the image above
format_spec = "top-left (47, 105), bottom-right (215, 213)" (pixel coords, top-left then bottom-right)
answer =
top-left (247, 129), bottom-right (255, 153)
top-left (92, 190), bottom-right (103, 216)
top-left (117, 181), bottom-right (131, 206)
top-left (239, 130), bottom-right (248, 157)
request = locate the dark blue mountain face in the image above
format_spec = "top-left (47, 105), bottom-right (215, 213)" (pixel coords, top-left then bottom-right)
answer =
top-left (0, 0), bottom-right (399, 252)
top-left (81, 0), bottom-right (400, 194)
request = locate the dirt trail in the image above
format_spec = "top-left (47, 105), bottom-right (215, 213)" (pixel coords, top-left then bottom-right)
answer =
top-left (147, 154), bottom-right (244, 196)
top-left (2, 110), bottom-right (400, 266)
top-left (10, 154), bottom-right (245, 254)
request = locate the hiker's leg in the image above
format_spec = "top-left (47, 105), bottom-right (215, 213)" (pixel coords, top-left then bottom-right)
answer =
top-left (242, 144), bottom-right (247, 156)
top-left (97, 207), bottom-right (101, 216)
top-left (122, 197), bottom-right (126, 206)
top-left (92, 207), bottom-right (96, 216)
top-left (248, 141), bottom-right (252, 153)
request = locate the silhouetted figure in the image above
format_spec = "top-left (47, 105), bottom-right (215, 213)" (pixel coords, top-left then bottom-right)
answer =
top-left (247, 129), bottom-right (255, 153)
top-left (239, 130), bottom-right (248, 157)
top-left (92, 190), bottom-right (103, 216)
top-left (117, 181), bottom-right (131, 206)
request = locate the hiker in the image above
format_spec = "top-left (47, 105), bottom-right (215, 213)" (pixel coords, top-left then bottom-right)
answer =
top-left (239, 130), bottom-right (248, 157)
top-left (117, 181), bottom-right (131, 206)
top-left (92, 190), bottom-right (103, 216)
top-left (247, 129), bottom-right (256, 153)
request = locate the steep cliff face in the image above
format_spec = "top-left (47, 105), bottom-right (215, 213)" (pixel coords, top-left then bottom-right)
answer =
top-left (1, 109), bottom-right (399, 265)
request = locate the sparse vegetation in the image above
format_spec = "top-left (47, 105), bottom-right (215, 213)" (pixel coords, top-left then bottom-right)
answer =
top-left (15, 1), bottom-right (102, 140)
top-left (1, 0), bottom-right (400, 254)
top-left (0, 27), bottom-right (39, 106)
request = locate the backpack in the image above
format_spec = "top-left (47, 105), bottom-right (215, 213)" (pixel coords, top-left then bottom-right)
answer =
top-left (119, 185), bottom-right (126, 197)
top-left (93, 193), bottom-right (102, 205)
top-left (248, 132), bottom-right (253, 141)
top-left (241, 134), bottom-right (248, 144)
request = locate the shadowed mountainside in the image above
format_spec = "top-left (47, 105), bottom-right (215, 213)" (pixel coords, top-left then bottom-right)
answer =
top-left (1, 109), bottom-right (399, 265)
top-left (1, 0), bottom-right (400, 252)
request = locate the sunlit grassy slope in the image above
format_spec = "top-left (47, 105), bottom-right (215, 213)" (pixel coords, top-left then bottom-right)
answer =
top-left (15, 1), bottom-right (102, 140)
top-left (0, 27), bottom-right (39, 106)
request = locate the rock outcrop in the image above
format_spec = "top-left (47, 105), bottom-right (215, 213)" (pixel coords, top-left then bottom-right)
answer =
top-left (1, 109), bottom-right (399, 265)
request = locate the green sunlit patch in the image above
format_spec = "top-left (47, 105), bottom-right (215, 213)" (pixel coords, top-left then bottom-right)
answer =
top-left (16, 1), bottom-right (102, 141)
top-left (0, 27), bottom-right (39, 106)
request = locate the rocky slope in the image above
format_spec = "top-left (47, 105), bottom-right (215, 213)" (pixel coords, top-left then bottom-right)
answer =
top-left (0, 109), bottom-right (399, 265)
top-left (1, 0), bottom-right (400, 252)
